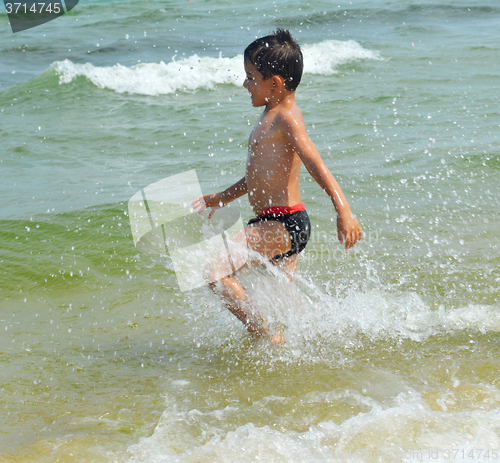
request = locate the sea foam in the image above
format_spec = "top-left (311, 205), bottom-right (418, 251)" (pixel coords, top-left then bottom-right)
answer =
top-left (122, 387), bottom-right (500, 463)
top-left (51, 40), bottom-right (381, 96)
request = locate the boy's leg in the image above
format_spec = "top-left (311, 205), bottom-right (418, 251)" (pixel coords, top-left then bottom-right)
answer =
top-left (272, 253), bottom-right (298, 280)
top-left (206, 220), bottom-right (293, 337)
top-left (209, 275), bottom-right (266, 335)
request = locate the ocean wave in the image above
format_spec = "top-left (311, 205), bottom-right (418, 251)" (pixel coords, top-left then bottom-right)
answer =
top-left (50, 40), bottom-right (381, 96)
top-left (121, 387), bottom-right (500, 462)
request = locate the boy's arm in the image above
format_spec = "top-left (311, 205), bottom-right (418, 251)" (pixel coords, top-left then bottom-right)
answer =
top-left (285, 115), bottom-right (362, 249)
top-left (192, 176), bottom-right (248, 219)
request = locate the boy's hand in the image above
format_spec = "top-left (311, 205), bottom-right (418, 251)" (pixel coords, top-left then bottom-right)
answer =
top-left (337, 212), bottom-right (362, 250)
top-left (191, 193), bottom-right (224, 219)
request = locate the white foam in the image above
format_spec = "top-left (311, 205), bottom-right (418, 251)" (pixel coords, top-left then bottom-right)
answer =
top-left (304, 39), bottom-right (381, 75)
top-left (50, 40), bottom-right (381, 96)
top-left (52, 54), bottom-right (243, 96)
top-left (120, 387), bottom-right (500, 463)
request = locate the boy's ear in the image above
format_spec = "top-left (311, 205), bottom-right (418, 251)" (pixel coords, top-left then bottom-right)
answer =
top-left (271, 75), bottom-right (286, 92)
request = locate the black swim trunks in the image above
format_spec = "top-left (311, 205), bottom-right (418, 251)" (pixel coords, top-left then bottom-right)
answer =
top-left (247, 203), bottom-right (311, 260)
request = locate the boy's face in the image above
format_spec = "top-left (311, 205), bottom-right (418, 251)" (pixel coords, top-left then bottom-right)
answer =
top-left (243, 61), bottom-right (274, 107)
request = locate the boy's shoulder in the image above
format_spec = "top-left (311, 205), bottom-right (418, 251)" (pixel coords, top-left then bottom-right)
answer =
top-left (272, 99), bottom-right (307, 137)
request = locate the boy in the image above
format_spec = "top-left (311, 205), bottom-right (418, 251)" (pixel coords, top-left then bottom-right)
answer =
top-left (192, 29), bottom-right (362, 340)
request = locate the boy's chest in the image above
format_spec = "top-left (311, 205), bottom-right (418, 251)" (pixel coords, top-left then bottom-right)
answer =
top-left (246, 113), bottom-right (295, 177)
top-left (248, 112), bottom-right (284, 150)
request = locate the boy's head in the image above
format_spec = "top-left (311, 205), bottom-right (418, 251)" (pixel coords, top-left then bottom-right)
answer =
top-left (244, 29), bottom-right (303, 92)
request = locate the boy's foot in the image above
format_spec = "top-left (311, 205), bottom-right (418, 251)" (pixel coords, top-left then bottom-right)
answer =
top-left (249, 327), bottom-right (285, 346)
top-left (270, 328), bottom-right (285, 346)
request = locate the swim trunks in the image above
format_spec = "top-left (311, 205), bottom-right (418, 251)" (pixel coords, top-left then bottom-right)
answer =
top-left (247, 202), bottom-right (311, 260)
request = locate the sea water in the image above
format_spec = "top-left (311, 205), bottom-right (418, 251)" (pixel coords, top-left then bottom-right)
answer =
top-left (1, 0), bottom-right (499, 461)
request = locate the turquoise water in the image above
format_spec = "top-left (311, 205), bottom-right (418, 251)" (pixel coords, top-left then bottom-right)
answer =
top-left (1, 1), bottom-right (500, 461)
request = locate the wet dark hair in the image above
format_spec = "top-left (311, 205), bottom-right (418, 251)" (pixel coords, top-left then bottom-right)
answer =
top-left (244, 29), bottom-right (303, 92)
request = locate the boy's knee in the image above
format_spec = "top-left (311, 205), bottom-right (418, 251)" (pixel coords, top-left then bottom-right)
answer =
top-left (207, 278), bottom-right (218, 292)
top-left (205, 263), bottom-right (229, 290)
top-left (203, 248), bottom-right (237, 285)
top-left (208, 276), bottom-right (235, 297)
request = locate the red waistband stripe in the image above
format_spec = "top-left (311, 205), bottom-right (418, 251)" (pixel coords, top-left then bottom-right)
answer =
top-left (258, 202), bottom-right (305, 217)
